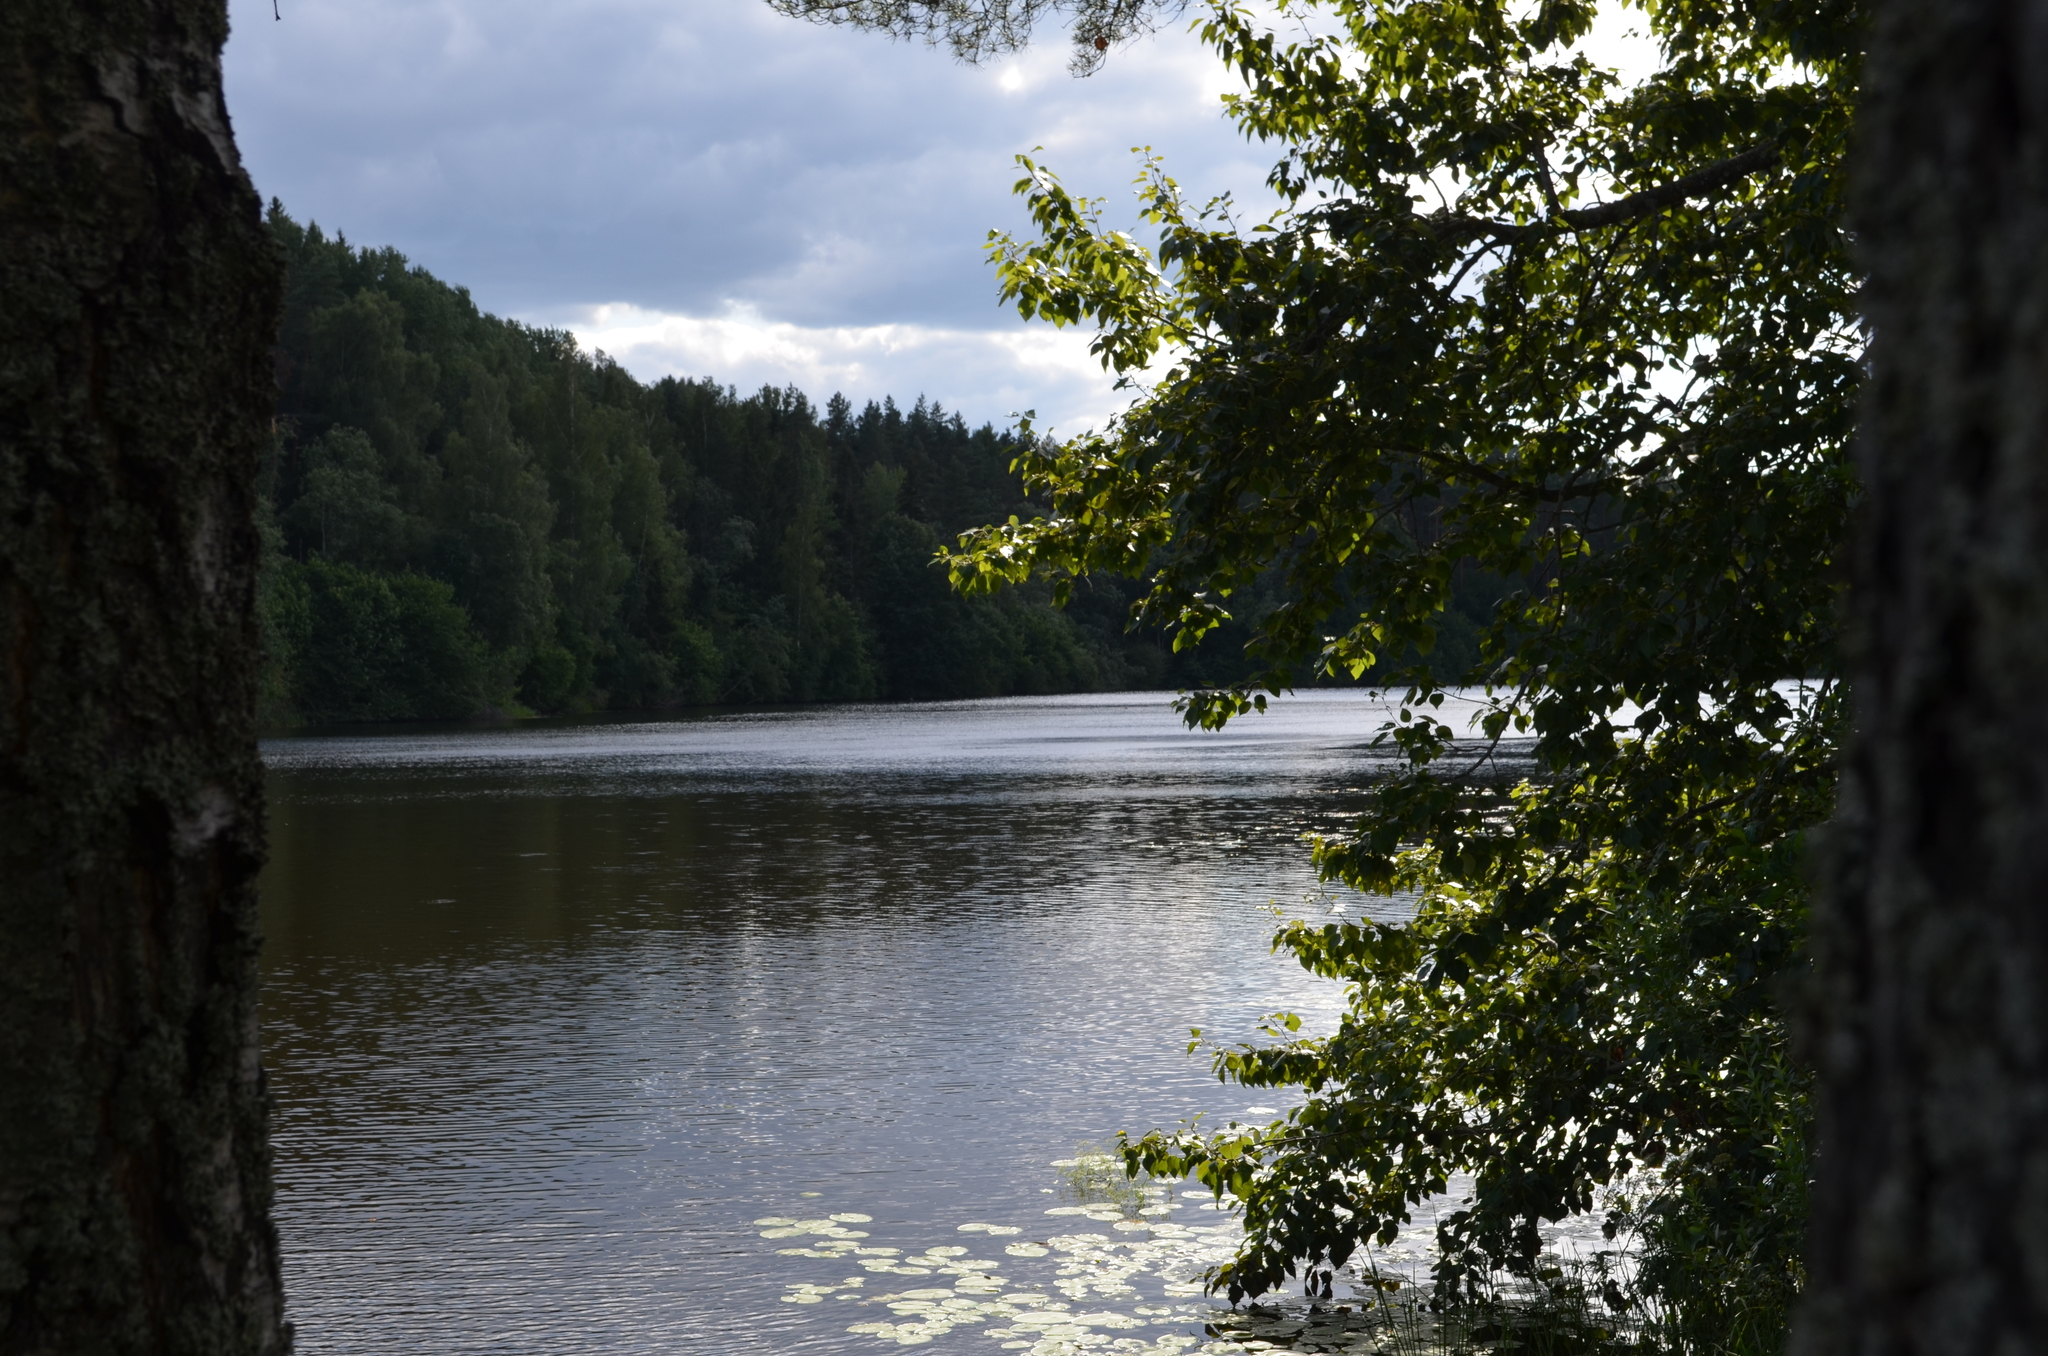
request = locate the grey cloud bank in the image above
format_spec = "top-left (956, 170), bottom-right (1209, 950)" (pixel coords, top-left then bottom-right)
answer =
top-left (223, 0), bottom-right (1280, 429)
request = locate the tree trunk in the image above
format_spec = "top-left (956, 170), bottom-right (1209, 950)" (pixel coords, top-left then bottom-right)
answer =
top-left (0, 1), bottom-right (288, 1353)
top-left (1799, 0), bottom-right (2048, 1350)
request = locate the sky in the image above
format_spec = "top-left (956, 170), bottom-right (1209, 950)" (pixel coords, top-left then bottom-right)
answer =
top-left (221, 0), bottom-right (1289, 436)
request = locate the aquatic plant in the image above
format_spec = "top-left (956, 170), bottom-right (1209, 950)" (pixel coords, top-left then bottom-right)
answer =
top-left (758, 1167), bottom-right (1680, 1355)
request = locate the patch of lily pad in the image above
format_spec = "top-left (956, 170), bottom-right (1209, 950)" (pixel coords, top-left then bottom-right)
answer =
top-left (755, 1174), bottom-right (1456, 1354)
top-left (759, 1146), bottom-right (1650, 1354)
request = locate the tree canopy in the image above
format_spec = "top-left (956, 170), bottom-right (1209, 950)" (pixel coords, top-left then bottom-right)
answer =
top-left (261, 205), bottom-right (1299, 723)
top-left (936, 0), bottom-right (1862, 1344)
top-left (767, 0), bottom-right (1178, 71)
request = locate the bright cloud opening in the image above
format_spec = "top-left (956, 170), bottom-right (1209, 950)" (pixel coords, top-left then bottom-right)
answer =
top-left (552, 302), bottom-right (1129, 437)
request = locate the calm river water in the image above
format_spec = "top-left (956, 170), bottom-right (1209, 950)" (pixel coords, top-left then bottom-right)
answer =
top-left (260, 690), bottom-right (1528, 1355)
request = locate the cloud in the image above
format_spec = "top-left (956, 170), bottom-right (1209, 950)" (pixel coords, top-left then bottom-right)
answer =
top-left (557, 302), bottom-right (1128, 435)
top-left (221, 0), bottom-right (1650, 427)
top-left (223, 0), bottom-right (1273, 424)
top-left (226, 0), bottom-right (1270, 312)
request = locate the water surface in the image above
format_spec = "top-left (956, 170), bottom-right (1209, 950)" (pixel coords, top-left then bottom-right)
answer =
top-left (261, 691), bottom-right (1479, 1353)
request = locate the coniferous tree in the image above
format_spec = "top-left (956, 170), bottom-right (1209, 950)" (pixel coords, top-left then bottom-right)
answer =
top-left (259, 210), bottom-right (1406, 722)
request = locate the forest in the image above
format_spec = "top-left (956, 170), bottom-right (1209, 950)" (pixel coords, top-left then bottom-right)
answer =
top-left (260, 203), bottom-right (1483, 725)
top-left (8, 0), bottom-right (2042, 1352)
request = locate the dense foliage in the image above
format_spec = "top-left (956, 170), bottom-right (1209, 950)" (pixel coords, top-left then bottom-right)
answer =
top-left (942, 0), bottom-right (1860, 1345)
top-left (769, 0), bottom-right (1174, 72)
top-left (259, 204), bottom-right (1289, 724)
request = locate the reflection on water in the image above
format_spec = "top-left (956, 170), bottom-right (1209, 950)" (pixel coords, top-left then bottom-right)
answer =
top-left (260, 691), bottom-right (1463, 1354)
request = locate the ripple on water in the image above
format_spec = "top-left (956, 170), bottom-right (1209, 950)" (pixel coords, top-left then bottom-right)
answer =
top-left (261, 691), bottom-right (1540, 1354)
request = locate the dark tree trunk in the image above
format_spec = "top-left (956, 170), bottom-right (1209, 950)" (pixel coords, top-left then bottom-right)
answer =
top-left (0, 2), bottom-right (288, 1353)
top-left (1799, 1), bottom-right (2048, 1350)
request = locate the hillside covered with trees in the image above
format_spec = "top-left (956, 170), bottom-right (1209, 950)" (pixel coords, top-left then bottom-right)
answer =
top-left (260, 204), bottom-right (1362, 724)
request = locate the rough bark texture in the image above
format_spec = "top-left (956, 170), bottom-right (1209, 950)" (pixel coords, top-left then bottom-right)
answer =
top-left (0, 1), bottom-right (288, 1353)
top-left (1798, 1), bottom-right (2048, 1352)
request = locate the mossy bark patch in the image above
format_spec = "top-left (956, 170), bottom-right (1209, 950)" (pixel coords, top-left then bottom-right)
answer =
top-left (0, 1), bottom-right (288, 1351)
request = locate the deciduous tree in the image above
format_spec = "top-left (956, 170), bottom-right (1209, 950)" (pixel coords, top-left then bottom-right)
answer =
top-left (767, 0), bottom-right (1171, 71)
top-left (938, 0), bottom-right (1860, 1344)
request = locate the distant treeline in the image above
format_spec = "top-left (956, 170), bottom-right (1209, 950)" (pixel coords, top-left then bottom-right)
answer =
top-left (257, 203), bottom-right (1304, 724)
top-left (258, 205), bottom-right (1505, 724)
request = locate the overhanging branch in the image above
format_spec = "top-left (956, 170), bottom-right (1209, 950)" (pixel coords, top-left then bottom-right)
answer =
top-left (1427, 141), bottom-right (1783, 246)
